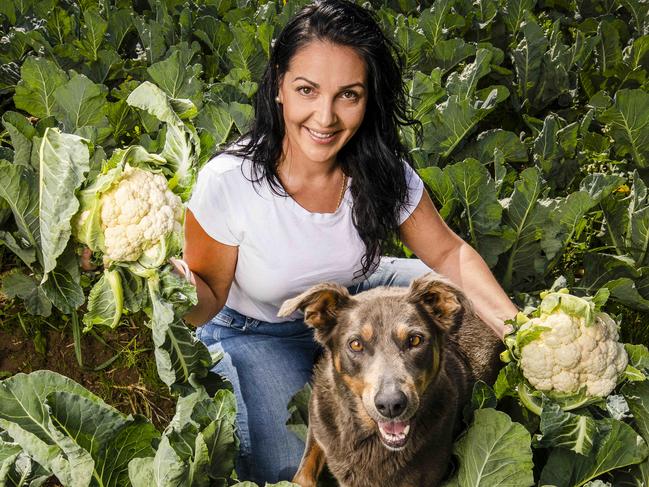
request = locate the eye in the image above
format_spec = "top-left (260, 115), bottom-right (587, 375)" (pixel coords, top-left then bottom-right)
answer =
top-left (408, 335), bottom-right (423, 348)
top-left (349, 339), bottom-right (364, 352)
top-left (297, 86), bottom-right (314, 96)
top-left (341, 90), bottom-right (359, 100)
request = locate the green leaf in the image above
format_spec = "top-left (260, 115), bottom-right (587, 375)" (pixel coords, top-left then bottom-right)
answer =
top-left (147, 46), bottom-right (203, 102)
top-left (502, 0), bottom-right (535, 36)
top-left (46, 391), bottom-right (159, 487)
top-left (499, 167), bottom-right (561, 290)
top-left (0, 161), bottom-right (41, 265)
top-left (0, 270), bottom-right (51, 317)
top-left (46, 7), bottom-right (75, 45)
top-left (0, 231), bottom-right (36, 269)
top-left (598, 89), bottom-right (649, 168)
top-left (52, 73), bottom-right (108, 132)
top-left (540, 418), bottom-right (648, 487)
top-left (193, 16), bottom-right (233, 59)
top-left (511, 20), bottom-right (547, 108)
top-left (0, 371), bottom-right (108, 485)
top-left (228, 101), bottom-right (254, 135)
top-left (37, 129), bottom-right (90, 277)
top-left (444, 409), bottom-right (534, 487)
top-left (73, 9), bottom-right (108, 61)
top-left (147, 275), bottom-right (213, 392)
top-left (133, 18), bottom-right (168, 65)
top-left (624, 382), bottom-right (649, 439)
top-left (426, 85), bottom-right (509, 160)
top-left (446, 158), bottom-right (502, 241)
top-left (286, 384), bottom-right (311, 443)
top-left (83, 269), bottom-right (124, 331)
top-left (538, 402), bottom-right (598, 455)
top-left (419, 166), bottom-right (457, 219)
top-left (596, 19), bottom-right (623, 76)
top-left (106, 8), bottom-right (134, 51)
top-left (625, 344), bottom-right (649, 373)
top-left (578, 253), bottom-right (649, 310)
top-left (2, 111), bottom-right (36, 166)
top-left (195, 103), bottom-right (234, 154)
top-left (456, 129), bottom-right (528, 164)
top-left (417, 0), bottom-right (454, 46)
top-left (226, 21), bottom-right (266, 80)
top-left (13, 57), bottom-right (67, 118)
top-left (41, 267), bottom-right (85, 314)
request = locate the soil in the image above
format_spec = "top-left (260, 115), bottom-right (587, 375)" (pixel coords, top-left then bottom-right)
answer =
top-left (0, 311), bottom-right (177, 429)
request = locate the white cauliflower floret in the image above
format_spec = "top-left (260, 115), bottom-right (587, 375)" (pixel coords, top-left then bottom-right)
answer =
top-left (100, 166), bottom-right (182, 262)
top-left (519, 310), bottom-right (628, 398)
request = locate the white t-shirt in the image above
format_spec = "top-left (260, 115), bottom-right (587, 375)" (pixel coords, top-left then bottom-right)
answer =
top-left (187, 152), bottom-right (424, 322)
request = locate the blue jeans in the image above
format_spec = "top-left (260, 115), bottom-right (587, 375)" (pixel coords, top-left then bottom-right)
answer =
top-left (195, 257), bottom-right (432, 483)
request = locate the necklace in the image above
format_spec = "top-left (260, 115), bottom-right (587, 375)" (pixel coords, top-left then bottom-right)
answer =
top-left (336, 172), bottom-right (347, 209)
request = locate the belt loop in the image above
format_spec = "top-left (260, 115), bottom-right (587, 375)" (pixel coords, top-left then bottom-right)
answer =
top-left (245, 317), bottom-right (260, 329)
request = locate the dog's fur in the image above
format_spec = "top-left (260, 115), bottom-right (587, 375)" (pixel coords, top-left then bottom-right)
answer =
top-left (278, 273), bottom-right (504, 487)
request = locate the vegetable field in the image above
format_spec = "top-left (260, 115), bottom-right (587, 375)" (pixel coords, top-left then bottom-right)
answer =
top-left (0, 0), bottom-right (648, 485)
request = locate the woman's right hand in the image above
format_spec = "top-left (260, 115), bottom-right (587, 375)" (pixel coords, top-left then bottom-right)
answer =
top-left (79, 246), bottom-right (98, 271)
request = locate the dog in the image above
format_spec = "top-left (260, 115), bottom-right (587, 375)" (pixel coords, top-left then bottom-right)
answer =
top-left (278, 272), bottom-right (504, 487)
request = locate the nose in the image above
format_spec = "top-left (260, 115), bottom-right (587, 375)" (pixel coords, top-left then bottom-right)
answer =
top-left (314, 97), bottom-right (337, 127)
top-left (374, 389), bottom-right (408, 418)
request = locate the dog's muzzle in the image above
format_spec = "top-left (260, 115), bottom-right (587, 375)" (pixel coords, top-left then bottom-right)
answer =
top-left (374, 389), bottom-right (411, 450)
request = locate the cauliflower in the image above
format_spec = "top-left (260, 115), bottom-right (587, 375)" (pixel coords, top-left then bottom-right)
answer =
top-left (502, 289), bottom-right (630, 413)
top-left (98, 165), bottom-right (183, 262)
top-left (519, 310), bottom-right (627, 397)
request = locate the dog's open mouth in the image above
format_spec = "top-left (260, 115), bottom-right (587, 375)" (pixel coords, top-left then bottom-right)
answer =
top-left (377, 420), bottom-right (411, 450)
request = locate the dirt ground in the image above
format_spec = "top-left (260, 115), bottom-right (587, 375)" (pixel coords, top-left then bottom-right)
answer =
top-left (0, 311), bottom-right (177, 429)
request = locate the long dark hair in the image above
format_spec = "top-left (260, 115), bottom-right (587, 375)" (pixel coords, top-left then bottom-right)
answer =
top-left (229, 0), bottom-right (420, 277)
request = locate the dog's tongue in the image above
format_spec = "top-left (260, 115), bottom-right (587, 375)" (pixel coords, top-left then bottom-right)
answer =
top-left (380, 421), bottom-right (408, 435)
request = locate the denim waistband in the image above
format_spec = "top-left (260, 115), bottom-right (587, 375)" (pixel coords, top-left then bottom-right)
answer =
top-left (210, 305), bottom-right (312, 337)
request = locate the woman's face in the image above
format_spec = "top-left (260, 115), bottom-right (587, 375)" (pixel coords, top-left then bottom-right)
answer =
top-left (278, 40), bottom-right (368, 169)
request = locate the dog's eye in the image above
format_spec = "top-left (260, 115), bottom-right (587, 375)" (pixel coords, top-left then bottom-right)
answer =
top-left (349, 339), bottom-right (364, 352)
top-left (408, 335), bottom-right (423, 348)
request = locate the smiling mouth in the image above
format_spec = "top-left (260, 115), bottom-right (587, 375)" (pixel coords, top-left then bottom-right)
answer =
top-left (305, 126), bottom-right (339, 142)
top-left (377, 420), bottom-right (411, 450)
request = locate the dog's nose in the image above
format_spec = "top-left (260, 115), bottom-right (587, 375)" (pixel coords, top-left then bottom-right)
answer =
top-left (374, 390), bottom-right (408, 418)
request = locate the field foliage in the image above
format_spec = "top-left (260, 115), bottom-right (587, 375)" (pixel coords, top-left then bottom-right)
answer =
top-left (1, 0), bottom-right (649, 485)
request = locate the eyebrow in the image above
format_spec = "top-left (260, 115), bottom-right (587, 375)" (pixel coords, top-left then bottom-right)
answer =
top-left (292, 76), bottom-right (366, 90)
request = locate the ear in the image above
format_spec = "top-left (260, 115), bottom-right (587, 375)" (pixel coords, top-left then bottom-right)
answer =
top-left (408, 273), bottom-right (465, 332)
top-left (278, 283), bottom-right (352, 337)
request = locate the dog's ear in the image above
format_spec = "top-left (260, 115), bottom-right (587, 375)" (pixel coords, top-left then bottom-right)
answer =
top-left (278, 283), bottom-right (352, 335)
top-left (408, 273), bottom-right (465, 331)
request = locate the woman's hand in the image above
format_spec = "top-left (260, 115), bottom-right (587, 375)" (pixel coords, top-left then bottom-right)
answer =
top-left (79, 246), bottom-right (98, 271)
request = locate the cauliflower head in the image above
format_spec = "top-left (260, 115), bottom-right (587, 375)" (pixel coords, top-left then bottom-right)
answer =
top-left (517, 294), bottom-right (628, 399)
top-left (99, 165), bottom-right (183, 262)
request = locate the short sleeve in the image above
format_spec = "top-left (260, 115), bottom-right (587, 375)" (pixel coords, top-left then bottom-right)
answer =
top-left (398, 162), bottom-right (424, 225)
top-left (186, 162), bottom-right (241, 246)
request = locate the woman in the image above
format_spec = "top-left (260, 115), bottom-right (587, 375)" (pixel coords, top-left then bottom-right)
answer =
top-left (179, 0), bottom-right (517, 482)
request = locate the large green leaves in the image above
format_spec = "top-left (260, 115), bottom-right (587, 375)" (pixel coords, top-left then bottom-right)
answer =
top-left (0, 371), bottom-right (160, 487)
top-left (13, 57), bottom-right (67, 118)
top-left (443, 408), bottom-right (534, 487)
top-left (47, 391), bottom-right (159, 487)
top-left (538, 402), bottom-right (599, 455)
top-left (129, 388), bottom-right (238, 487)
top-left (52, 74), bottom-right (109, 134)
top-left (145, 268), bottom-right (213, 393)
top-left (599, 89), bottom-right (649, 168)
top-left (37, 128), bottom-right (90, 277)
top-left (539, 419), bottom-right (648, 487)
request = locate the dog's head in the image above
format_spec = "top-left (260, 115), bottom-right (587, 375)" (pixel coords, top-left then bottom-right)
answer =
top-left (278, 272), bottom-right (466, 451)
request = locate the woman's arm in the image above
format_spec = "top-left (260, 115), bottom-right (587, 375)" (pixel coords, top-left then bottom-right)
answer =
top-left (400, 191), bottom-right (517, 338)
top-left (179, 209), bottom-right (238, 326)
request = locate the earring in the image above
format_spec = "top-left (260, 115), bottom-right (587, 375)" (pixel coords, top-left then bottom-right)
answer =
top-left (275, 96), bottom-right (281, 104)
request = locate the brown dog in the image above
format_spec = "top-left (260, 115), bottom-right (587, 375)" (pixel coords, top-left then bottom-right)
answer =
top-left (278, 273), bottom-right (503, 487)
